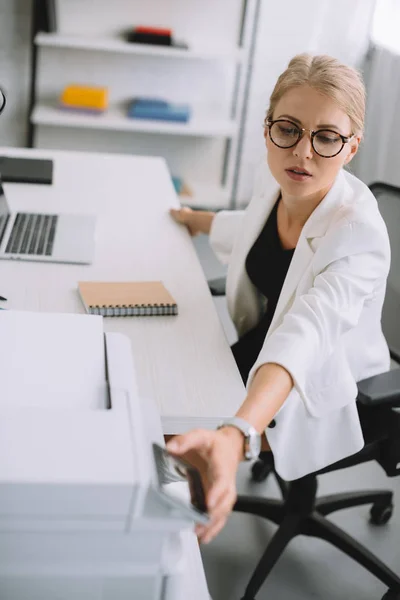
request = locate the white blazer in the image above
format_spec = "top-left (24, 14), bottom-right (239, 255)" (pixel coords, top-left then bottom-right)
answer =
top-left (210, 163), bottom-right (391, 481)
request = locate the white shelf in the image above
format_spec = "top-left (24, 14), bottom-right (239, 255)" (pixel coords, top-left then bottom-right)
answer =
top-left (31, 104), bottom-right (238, 139)
top-left (31, 1), bottom-right (257, 210)
top-left (35, 32), bottom-right (245, 63)
top-left (179, 183), bottom-right (230, 210)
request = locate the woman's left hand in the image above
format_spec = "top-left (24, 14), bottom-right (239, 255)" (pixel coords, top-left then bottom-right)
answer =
top-left (166, 427), bottom-right (244, 544)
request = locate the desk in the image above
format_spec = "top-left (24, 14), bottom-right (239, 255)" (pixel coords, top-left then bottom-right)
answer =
top-left (1, 146), bottom-right (244, 434)
top-left (0, 146), bottom-right (247, 600)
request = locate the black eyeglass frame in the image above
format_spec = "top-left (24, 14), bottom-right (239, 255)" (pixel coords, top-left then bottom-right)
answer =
top-left (0, 88), bottom-right (6, 116)
top-left (264, 118), bottom-right (354, 158)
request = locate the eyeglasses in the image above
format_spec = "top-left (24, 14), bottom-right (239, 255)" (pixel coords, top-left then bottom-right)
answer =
top-left (0, 89), bottom-right (6, 115)
top-left (264, 118), bottom-right (354, 158)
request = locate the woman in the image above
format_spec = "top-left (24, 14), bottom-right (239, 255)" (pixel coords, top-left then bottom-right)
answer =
top-left (169, 54), bottom-right (390, 544)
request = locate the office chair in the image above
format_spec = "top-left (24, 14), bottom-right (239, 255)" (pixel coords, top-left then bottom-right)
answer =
top-left (208, 182), bottom-right (400, 599)
top-left (208, 276), bottom-right (226, 297)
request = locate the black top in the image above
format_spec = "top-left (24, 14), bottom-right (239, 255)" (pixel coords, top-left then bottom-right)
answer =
top-left (231, 198), bottom-right (295, 383)
top-left (246, 198), bottom-right (295, 321)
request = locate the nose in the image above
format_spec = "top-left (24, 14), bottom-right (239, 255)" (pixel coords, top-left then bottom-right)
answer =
top-left (293, 132), bottom-right (313, 159)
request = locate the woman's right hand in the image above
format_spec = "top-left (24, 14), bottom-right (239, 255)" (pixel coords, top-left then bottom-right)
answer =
top-left (169, 207), bottom-right (199, 236)
top-left (166, 426), bottom-right (244, 544)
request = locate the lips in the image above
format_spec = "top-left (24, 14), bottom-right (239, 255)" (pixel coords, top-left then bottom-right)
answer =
top-left (286, 166), bottom-right (312, 176)
top-left (285, 167), bottom-right (312, 182)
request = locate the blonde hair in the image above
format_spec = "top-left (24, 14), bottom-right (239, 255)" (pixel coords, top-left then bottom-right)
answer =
top-left (267, 54), bottom-right (366, 136)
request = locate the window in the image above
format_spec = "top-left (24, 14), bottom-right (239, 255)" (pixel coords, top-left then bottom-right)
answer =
top-left (371, 0), bottom-right (400, 53)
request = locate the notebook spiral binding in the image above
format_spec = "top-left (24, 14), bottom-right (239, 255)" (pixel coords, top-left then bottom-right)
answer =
top-left (89, 303), bottom-right (178, 317)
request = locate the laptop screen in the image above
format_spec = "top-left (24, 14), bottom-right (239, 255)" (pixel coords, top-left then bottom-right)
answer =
top-left (0, 181), bottom-right (11, 244)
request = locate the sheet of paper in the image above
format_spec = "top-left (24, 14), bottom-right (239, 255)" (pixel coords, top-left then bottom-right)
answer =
top-left (0, 310), bottom-right (107, 410)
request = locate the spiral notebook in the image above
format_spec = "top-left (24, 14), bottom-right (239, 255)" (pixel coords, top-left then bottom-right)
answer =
top-left (78, 281), bottom-right (178, 317)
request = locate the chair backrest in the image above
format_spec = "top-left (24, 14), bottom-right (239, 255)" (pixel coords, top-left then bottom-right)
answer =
top-left (369, 182), bottom-right (400, 362)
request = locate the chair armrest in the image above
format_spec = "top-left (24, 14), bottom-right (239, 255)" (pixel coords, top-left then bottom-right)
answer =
top-left (208, 276), bottom-right (226, 297)
top-left (357, 369), bottom-right (400, 407)
top-left (389, 347), bottom-right (400, 364)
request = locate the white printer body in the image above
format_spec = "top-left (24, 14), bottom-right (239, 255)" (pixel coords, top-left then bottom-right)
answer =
top-left (0, 315), bottom-right (207, 600)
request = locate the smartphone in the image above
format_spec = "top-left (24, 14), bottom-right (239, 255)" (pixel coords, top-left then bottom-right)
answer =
top-left (152, 443), bottom-right (210, 525)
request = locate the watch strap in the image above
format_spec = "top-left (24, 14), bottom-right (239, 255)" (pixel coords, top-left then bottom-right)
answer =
top-left (217, 416), bottom-right (261, 460)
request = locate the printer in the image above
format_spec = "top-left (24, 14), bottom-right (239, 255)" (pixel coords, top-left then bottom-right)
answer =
top-left (0, 311), bottom-right (209, 600)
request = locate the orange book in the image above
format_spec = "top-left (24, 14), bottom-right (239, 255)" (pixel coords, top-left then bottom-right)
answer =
top-left (60, 85), bottom-right (109, 111)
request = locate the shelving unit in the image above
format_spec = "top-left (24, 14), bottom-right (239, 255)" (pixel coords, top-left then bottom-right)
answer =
top-left (35, 32), bottom-right (246, 63)
top-left (31, 104), bottom-right (238, 138)
top-left (29, 0), bottom-right (259, 210)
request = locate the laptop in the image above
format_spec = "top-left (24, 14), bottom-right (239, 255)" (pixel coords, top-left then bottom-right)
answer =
top-left (0, 180), bottom-right (96, 265)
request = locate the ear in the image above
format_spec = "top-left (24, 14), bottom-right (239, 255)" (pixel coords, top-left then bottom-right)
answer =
top-left (343, 135), bottom-right (361, 165)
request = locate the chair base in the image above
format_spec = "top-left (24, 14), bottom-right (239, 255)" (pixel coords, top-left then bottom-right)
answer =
top-left (234, 475), bottom-right (400, 599)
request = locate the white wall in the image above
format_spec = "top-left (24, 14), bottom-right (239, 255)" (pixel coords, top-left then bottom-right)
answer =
top-left (0, 0), bottom-right (377, 207)
top-left (31, 0), bottom-right (250, 209)
top-left (0, 0), bottom-right (32, 147)
top-left (235, 0), bottom-right (377, 207)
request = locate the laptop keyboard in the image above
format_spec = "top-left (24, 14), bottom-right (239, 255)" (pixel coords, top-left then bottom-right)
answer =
top-left (5, 213), bottom-right (58, 256)
top-left (0, 214), bottom-right (9, 246)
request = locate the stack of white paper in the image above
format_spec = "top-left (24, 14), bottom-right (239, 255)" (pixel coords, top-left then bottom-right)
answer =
top-left (0, 310), bottom-right (107, 410)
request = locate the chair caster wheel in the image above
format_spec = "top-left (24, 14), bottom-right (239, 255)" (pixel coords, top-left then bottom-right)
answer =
top-left (251, 459), bottom-right (272, 483)
top-left (370, 502), bottom-right (394, 525)
top-left (381, 589), bottom-right (400, 599)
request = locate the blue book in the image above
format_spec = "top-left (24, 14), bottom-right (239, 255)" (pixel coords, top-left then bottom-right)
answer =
top-left (132, 97), bottom-right (169, 109)
top-left (127, 100), bottom-right (191, 123)
top-left (171, 176), bottom-right (183, 194)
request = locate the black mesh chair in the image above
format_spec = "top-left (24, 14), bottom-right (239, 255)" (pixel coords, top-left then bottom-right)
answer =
top-left (208, 182), bottom-right (400, 599)
top-left (208, 276), bottom-right (227, 297)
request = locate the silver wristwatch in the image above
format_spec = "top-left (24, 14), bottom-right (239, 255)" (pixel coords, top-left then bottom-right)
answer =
top-left (217, 416), bottom-right (261, 461)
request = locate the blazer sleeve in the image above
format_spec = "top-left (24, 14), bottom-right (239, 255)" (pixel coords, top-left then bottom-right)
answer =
top-left (246, 219), bottom-right (391, 410)
top-left (209, 210), bottom-right (246, 265)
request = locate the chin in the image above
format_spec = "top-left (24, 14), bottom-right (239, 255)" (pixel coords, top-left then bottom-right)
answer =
top-left (286, 181), bottom-right (315, 193)
top-left (279, 178), bottom-right (316, 197)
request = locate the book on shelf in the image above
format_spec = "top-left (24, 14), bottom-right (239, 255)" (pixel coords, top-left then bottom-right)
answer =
top-left (172, 176), bottom-right (193, 196)
top-left (126, 26), bottom-right (173, 46)
top-left (127, 97), bottom-right (191, 123)
top-left (78, 281), bottom-right (178, 317)
top-left (124, 25), bottom-right (188, 50)
top-left (39, 0), bottom-right (57, 33)
top-left (59, 85), bottom-right (109, 113)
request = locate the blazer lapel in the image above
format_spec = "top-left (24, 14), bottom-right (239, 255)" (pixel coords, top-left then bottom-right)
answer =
top-left (265, 170), bottom-right (347, 340)
top-left (266, 233), bottom-right (314, 339)
top-left (227, 171), bottom-right (280, 333)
